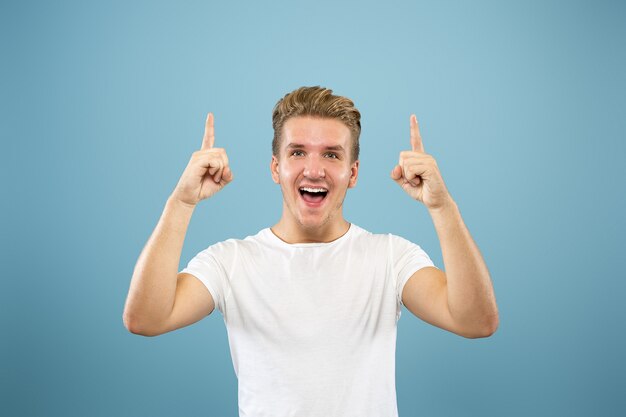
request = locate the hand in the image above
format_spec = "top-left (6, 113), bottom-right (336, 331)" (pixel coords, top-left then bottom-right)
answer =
top-left (391, 115), bottom-right (452, 210)
top-left (171, 113), bottom-right (233, 207)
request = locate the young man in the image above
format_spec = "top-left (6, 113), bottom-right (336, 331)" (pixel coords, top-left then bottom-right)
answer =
top-left (123, 86), bottom-right (498, 416)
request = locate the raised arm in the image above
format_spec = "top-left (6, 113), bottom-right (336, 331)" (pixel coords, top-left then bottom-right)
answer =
top-left (122, 113), bottom-right (233, 336)
top-left (391, 115), bottom-right (499, 338)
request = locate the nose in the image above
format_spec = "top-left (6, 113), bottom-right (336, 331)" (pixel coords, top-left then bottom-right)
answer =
top-left (303, 155), bottom-right (325, 179)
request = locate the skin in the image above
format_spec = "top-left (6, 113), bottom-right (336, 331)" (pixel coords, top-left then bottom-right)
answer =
top-left (269, 116), bottom-right (359, 244)
top-left (171, 112), bottom-right (233, 207)
top-left (391, 115), bottom-right (499, 338)
top-left (124, 112), bottom-right (498, 339)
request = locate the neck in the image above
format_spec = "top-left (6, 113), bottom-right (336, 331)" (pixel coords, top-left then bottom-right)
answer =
top-left (271, 212), bottom-right (351, 244)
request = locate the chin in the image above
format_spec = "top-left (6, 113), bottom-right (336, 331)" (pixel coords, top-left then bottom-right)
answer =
top-left (296, 213), bottom-right (331, 230)
top-left (298, 218), bottom-right (326, 230)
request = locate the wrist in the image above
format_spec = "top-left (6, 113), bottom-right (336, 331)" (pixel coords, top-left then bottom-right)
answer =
top-left (427, 195), bottom-right (457, 215)
top-left (167, 195), bottom-right (198, 212)
top-left (428, 197), bottom-right (463, 236)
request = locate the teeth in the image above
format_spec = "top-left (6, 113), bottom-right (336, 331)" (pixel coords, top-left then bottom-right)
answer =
top-left (300, 187), bottom-right (328, 193)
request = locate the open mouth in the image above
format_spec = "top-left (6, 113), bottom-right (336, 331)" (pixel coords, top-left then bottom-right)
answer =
top-left (299, 187), bottom-right (328, 204)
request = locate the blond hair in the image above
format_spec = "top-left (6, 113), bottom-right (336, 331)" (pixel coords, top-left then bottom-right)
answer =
top-left (272, 86), bottom-right (361, 162)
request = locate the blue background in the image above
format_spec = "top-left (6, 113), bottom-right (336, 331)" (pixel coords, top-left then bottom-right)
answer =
top-left (2, 0), bottom-right (625, 416)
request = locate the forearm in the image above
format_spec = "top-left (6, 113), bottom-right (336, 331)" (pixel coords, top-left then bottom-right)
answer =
top-left (123, 196), bottom-right (196, 333)
top-left (429, 199), bottom-right (499, 334)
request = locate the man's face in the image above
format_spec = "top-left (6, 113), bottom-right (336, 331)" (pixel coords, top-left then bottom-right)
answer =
top-left (271, 116), bottom-right (359, 231)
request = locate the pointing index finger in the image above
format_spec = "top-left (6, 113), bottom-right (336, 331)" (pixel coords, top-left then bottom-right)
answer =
top-left (410, 114), bottom-right (424, 153)
top-left (202, 112), bottom-right (215, 149)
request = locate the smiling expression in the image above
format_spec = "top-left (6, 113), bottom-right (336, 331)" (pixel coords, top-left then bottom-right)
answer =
top-left (271, 116), bottom-right (359, 236)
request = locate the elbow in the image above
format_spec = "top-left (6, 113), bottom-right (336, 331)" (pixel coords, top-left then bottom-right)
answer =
top-left (123, 311), bottom-right (161, 337)
top-left (463, 313), bottom-right (499, 339)
top-left (122, 312), bottom-right (143, 335)
top-left (473, 318), bottom-right (499, 339)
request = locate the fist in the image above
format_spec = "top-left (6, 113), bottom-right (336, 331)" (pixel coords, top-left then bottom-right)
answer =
top-left (172, 113), bottom-right (233, 206)
top-left (391, 115), bottom-right (451, 210)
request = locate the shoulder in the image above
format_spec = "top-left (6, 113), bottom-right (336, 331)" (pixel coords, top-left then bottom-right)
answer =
top-left (198, 229), bottom-right (270, 259)
top-left (346, 224), bottom-right (393, 252)
top-left (349, 224), bottom-right (413, 247)
top-left (350, 225), bottom-right (432, 263)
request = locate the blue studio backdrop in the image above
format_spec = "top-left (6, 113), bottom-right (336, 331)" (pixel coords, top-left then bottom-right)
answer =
top-left (2, 1), bottom-right (625, 416)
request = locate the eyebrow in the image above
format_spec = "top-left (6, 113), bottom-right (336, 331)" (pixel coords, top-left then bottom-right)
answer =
top-left (285, 143), bottom-right (346, 152)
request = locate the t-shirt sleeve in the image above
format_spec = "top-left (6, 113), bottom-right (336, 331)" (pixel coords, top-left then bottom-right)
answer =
top-left (389, 234), bottom-right (437, 307)
top-left (179, 241), bottom-right (233, 315)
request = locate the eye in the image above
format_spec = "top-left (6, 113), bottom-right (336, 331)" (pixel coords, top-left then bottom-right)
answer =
top-left (291, 150), bottom-right (305, 157)
top-left (324, 152), bottom-right (338, 159)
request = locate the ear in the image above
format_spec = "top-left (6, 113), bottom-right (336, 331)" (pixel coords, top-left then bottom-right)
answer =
top-left (270, 155), bottom-right (280, 184)
top-left (348, 160), bottom-right (359, 188)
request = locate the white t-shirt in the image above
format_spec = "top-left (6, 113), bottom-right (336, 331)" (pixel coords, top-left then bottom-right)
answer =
top-left (180, 224), bottom-right (436, 417)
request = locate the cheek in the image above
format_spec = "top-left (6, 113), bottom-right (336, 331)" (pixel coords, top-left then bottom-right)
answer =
top-left (331, 166), bottom-right (352, 183)
top-left (277, 162), bottom-right (300, 184)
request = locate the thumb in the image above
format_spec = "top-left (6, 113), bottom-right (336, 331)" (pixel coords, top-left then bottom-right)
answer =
top-left (222, 166), bottom-right (234, 182)
top-left (391, 165), bottom-right (403, 182)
